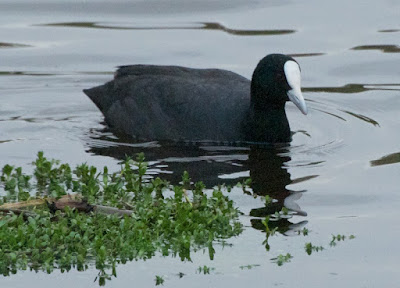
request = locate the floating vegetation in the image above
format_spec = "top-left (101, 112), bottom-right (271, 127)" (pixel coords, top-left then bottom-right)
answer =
top-left (300, 227), bottom-right (309, 236)
top-left (196, 265), bottom-right (215, 274)
top-left (305, 243), bottom-right (324, 255)
top-left (0, 152), bottom-right (358, 285)
top-left (261, 216), bottom-right (278, 251)
top-left (0, 152), bottom-right (242, 286)
top-left (304, 234), bottom-right (355, 255)
top-left (330, 234), bottom-right (355, 247)
top-left (155, 275), bottom-right (165, 286)
top-left (239, 264), bottom-right (260, 270)
top-left (264, 195), bottom-right (273, 205)
top-left (271, 253), bottom-right (292, 266)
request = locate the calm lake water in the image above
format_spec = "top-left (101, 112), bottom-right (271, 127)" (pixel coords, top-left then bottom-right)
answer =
top-left (1, 0), bottom-right (399, 287)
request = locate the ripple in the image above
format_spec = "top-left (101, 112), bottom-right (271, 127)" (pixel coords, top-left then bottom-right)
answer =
top-left (87, 138), bottom-right (161, 149)
top-left (340, 110), bottom-right (380, 127)
top-left (351, 44), bottom-right (400, 53)
top-left (306, 98), bottom-right (380, 127)
top-left (0, 116), bottom-right (78, 123)
top-left (312, 108), bottom-right (347, 122)
top-left (38, 21), bottom-right (295, 36)
top-left (288, 139), bottom-right (345, 159)
top-left (291, 175), bottom-right (319, 184)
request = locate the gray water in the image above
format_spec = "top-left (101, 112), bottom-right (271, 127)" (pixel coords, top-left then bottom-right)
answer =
top-left (0, 0), bottom-right (399, 287)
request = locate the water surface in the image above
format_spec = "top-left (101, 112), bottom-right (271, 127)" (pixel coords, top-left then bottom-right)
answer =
top-left (0, 0), bottom-right (399, 287)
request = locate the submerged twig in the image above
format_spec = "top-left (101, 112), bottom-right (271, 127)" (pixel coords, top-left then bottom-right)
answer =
top-left (0, 198), bottom-right (46, 209)
top-left (0, 194), bottom-right (133, 218)
top-left (0, 207), bottom-right (37, 218)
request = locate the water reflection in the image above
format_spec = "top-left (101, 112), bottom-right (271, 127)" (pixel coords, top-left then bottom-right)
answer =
top-left (288, 53), bottom-right (325, 58)
top-left (87, 132), bottom-right (309, 234)
top-left (0, 42), bottom-right (31, 48)
top-left (247, 147), bottom-right (308, 235)
top-left (0, 71), bottom-right (112, 77)
top-left (378, 29), bottom-right (400, 33)
top-left (370, 151), bottom-right (400, 167)
top-left (304, 83), bottom-right (400, 94)
top-left (39, 21), bottom-right (295, 36)
top-left (351, 44), bottom-right (400, 53)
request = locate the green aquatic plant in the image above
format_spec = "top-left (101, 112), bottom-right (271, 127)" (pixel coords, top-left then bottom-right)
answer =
top-left (155, 275), bottom-right (165, 286)
top-left (264, 195), bottom-right (272, 205)
top-left (238, 178), bottom-right (253, 196)
top-left (300, 227), bottom-right (309, 236)
top-left (271, 253), bottom-right (292, 266)
top-left (0, 152), bottom-right (242, 286)
top-left (261, 216), bottom-right (278, 251)
top-left (303, 234), bottom-right (355, 256)
top-left (1, 165), bottom-right (31, 202)
top-left (330, 234), bottom-right (355, 247)
top-left (239, 264), bottom-right (260, 270)
top-left (271, 206), bottom-right (292, 220)
top-left (305, 242), bottom-right (324, 255)
top-left (197, 265), bottom-right (215, 274)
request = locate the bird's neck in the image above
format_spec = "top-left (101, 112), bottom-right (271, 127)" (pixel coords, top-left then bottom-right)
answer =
top-left (242, 103), bottom-right (291, 143)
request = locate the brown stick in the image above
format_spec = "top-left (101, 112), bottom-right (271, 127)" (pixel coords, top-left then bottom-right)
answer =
top-left (0, 207), bottom-right (37, 218)
top-left (0, 194), bottom-right (78, 210)
top-left (0, 198), bottom-right (46, 209)
top-left (0, 194), bottom-right (133, 218)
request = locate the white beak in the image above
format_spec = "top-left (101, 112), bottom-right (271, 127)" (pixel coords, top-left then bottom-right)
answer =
top-left (284, 60), bottom-right (308, 115)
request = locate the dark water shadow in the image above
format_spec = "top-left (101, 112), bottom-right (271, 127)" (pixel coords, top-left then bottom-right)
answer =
top-left (0, 71), bottom-right (54, 76)
top-left (0, 71), bottom-right (113, 77)
top-left (351, 44), bottom-right (400, 53)
top-left (38, 21), bottom-right (295, 36)
top-left (87, 130), bottom-right (311, 234)
top-left (304, 83), bottom-right (400, 94)
top-left (288, 53), bottom-right (325, 58)
top-left (378, 29), bottom-right (400, 33)
top-left (0, 42), bottom-right (31, 48)
top-left (371, 152), bottom-right (400, 167)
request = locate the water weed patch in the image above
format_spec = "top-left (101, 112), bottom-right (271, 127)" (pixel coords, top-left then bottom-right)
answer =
top-left (0, 152), bottom-right (242, 285)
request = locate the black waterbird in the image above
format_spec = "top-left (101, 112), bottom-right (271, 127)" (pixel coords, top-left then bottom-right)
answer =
top-left (84, 54), bottom-right (307, 144)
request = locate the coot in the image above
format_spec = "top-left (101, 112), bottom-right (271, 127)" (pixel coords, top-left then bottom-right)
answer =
top-left (84, 54), bottom-right (307, 143)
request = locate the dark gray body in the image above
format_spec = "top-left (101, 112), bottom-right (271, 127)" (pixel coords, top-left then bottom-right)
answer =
top-left (84, 53), bottom-right (300, 143)
top-left (84, 65), bottom-right (251, 142)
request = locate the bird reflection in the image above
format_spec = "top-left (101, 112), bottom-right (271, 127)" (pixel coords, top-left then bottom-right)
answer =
top-left (87, 131), bottom-right (308, 235)
top-left (247, 147), bottom-right (308, 235)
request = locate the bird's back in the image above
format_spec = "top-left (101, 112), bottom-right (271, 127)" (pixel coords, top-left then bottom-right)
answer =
top-left (84, 65), bottom-right (251, 142)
